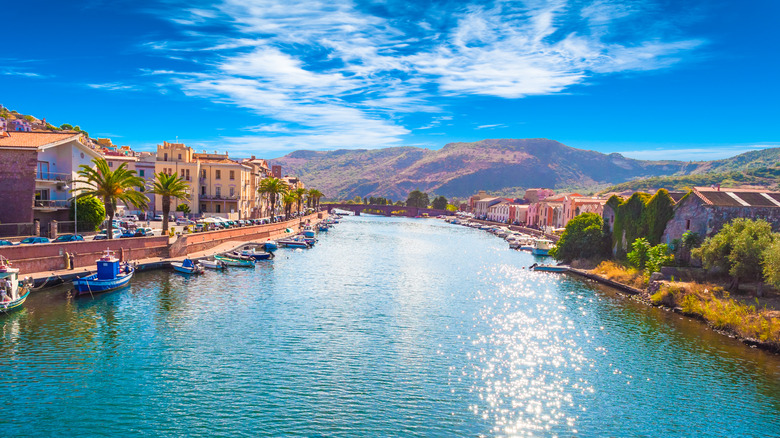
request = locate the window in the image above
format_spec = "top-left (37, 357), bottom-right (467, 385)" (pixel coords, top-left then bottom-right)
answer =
top-left (139, 170), bottom-right (145, 177)
top-left (216, 170), bottom-right (221, 180)
top-left (180, 169), bottom-right (185, 177)
top-left (186, 169), bottom-right (190, 181)
top-left (201, 186), bottom-right (206, 195)
top-left (109, 161), bottom-right (113, 167)
top-left (686, 219), bottom-right (691, 230)
top-left (229, 170), bottom-right (235, 180)
top-left (201, 170), bottom-right (206, 178)
top-left (201, 204), bottom-right (207, 212)
top-left (230, 187), bottom-right (235, 197)
top-left (164, 153), bottom-right (168, 161)
top-left (178, 154), bottom-right (182, 160)
top-left (216, 204), bottom-right (221, 213)
top-left (216, 187), bottom-right (221, 197)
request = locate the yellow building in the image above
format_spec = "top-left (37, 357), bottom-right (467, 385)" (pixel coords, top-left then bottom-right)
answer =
top-left (154, 141), bottom-right (199, 216)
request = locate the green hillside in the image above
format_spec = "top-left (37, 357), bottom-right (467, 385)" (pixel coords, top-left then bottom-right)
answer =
top-left (599, 167), bottom-right (780, 194)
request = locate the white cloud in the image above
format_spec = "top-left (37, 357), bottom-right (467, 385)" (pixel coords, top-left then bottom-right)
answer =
top-left (618, 144), bottom-right (779, 161)
top-left (145, 0), bottom-right (706, 150)
top-left (87, 82), bottom-right (140, 91)
top-left (476, 124), bottom-right (506, 129)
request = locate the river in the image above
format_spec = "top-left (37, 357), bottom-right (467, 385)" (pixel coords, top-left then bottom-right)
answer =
top-left (2, 215), bottom-right (780, 437)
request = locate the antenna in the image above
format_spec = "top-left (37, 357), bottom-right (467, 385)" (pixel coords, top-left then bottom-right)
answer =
top-left (175, 136), bottom-right (179, 143)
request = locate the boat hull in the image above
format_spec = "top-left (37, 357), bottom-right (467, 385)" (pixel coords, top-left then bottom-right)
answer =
top-left (531, 248), bottom-right (550, 256)
top-left (73, 270), bottom-right (133, 296)
top-left (214, 255), bottom-right (255, 267)
top-left (532, 265), bottom-right (567, 272)
top-left (172, 263), bottom-right (204, 275)
top-left (0, 289), bottom-right (30, 313)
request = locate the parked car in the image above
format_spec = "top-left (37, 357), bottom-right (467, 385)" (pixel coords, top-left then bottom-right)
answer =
top-left (0, 240), bottom-right (13, 246)
top-left (18, 237), bottom-right (50, 245)
top-left (53, 234), bottom-right (84, 242)
top-left (133, 228), bottom-right (153, 237)
top-left (153, 215), bottom-right (163, 221)
top-left (120, 230), bottom-right (137, 238)
top-left (94, 230), bottom-right (123, 240)
top-left (142, 227), bottom-right (155, 236)
top-left (176, 217), bottom-right (195, 225)
top-left (125, 215), bottom-right (139, 221)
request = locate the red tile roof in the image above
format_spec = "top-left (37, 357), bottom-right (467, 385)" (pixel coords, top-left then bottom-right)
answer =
top-left (0, 131), bottom-right (81, 148)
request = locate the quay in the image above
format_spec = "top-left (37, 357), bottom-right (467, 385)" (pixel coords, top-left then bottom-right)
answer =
top-left (11, 212), bottom-right (327, 290)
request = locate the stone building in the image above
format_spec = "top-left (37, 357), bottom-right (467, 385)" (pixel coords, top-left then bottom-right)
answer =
top-left (662, 187), bottom-right (780, 243)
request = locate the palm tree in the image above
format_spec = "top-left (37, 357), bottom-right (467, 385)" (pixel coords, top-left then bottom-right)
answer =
top-left (149, 172), bottom-right (190, 234)
top-left (72, 158), bottom-right (148, 239)
top-left (282, 192), bottom-right (296, 220)
top-left (308, 189), bottom-right (324, 210)
top-left (293, 187), bottom-right (307, 215)
top-left (257, 177), bottom-right (288, 222)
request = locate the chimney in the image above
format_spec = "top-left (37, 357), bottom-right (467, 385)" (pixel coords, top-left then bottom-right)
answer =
top-left (717, 184), bottom-right (720, 191)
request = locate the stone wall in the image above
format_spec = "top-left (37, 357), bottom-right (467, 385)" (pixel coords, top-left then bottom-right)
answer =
top-left (0, 149), bottom-right (38, 224)
top-left (0, 235), bottom-right (170, 274)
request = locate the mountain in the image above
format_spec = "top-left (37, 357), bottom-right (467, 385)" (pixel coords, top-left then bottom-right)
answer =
top-left (270, 139), bottom-right (676, 199)
top-left (599, 167), bottom-right (780, 195)
top-left (269, 138), bottom-right (780, 200)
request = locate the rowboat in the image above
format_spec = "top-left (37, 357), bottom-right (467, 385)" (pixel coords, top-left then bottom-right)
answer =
top-left (214, 254), bottom-right (255, 267)
top-left (199, 259), bottom-right (227, 270)
top-left (277, 235), bottom-right (311, 249)
top-left (73, 249), bottom-right (134, 296)
top-left (171, 258), bottom-right (205, 275)
top-left (0, 257), bottom-right (31, 313)
top-left (263, 241), bottom-right (278, 252)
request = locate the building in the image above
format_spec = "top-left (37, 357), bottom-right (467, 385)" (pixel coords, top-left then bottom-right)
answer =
top-left (9, 119), bottom-right (32, 132)
top-left (0, 131), bottom-right (101, 233)
top-left (0, 117), bottom-right (6, 132)
top-left (242, 156), bottom-right (272, 218)
top-left (102, 147), bottom-right (157, 216)
top-left (662, 186), bottom-right (780, 243)
top-left (561, 195), bottom-right (607, 227)
top-left (468, 190), bottom-right (489, 212)
top-left (523, 188), bottom-right (554, 204)
top-left (155, 142), bottom-right (200, 216)
top-left (509, 204), bottom-right (529, 224)
top-left (487, 202), bottom-right (510, 223)
top-left (474, 197), bottom-right (504, 219)
top-left (272, 165), bottom-right (282, 179)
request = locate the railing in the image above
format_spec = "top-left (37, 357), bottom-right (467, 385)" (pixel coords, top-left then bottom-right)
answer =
top-left (200, 194), bottom-right (238, 200)
top-left (0, 222), bottom-right (36, 238)
top-left (36, 171), bottom-right (71, 182)
top-left (33, 200), bottom-right (70, 209)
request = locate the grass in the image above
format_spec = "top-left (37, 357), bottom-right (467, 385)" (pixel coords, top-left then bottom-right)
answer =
top-left (591, 261), bottom-right (648, 289)
top-left (652, 282), bottom-right (780, 348)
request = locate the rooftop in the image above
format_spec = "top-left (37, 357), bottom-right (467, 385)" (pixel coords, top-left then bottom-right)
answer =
top-left (694, 187), bottom-right (780, 208)
top-left (0, 131), bottom-right (81, 149)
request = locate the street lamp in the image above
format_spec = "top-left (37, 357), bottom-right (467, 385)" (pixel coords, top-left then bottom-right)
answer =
top-left (64, 184), bottom-right (76, 235)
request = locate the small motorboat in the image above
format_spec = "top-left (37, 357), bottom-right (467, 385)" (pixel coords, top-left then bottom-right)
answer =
top-left (0, 257), bottom-right (31, 313)
top-left (214, 254), bottom-right (255, 267)
top-left (298, 235), bottom-right (317, 245)
top-left (199, 259), bottom-right (227, 270)
top-left (531, 239), bottom-right (554, 256)
top-left (263, 240), bottom-right (278, 252)
top-left (171, 258), bottom-right (205, 275)
top-left (240, 248), bottom-right (274, 260)
top-left (530, 263), bottom-right (568, 272)
top-left (318, 223), bottom-right (329, 231)
top-left (278, 235), bottom-right (311, 249)
top-left (73, 249), bottom-right (134, 296)
top-left (302, 226), bottom-right (316, 238)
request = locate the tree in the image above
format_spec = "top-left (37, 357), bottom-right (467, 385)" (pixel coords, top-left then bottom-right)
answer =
top-left (549, 213), bottom-right (609, 263)
top-left (445, 204), bottom-right (458, 212)
top-left (176, 203), bottom-right (191, 214)
top-left (258, 177), bottom-right (289, 222)
top-left (627, 237), bottom-right (651, 270)
top-left (60, 123), bottom-right (73, 130)
top-left (293, 187), bottom-right (307, 214)
top-left (406, 190), bottom-right (429, 208)
top-left (693, 218), bottom-right (775, 290)
top-left (149, 172), bottom-right (190, 234)
top-left (431, 195), bottom-right (448, 210)
top-left (282, 192), bottom-right (296, 220)
top-left (70, 195), bottom-right (105, 232)
top-left (72, 158), bottom-right (148, 239)
top-left (680, 230), bottom-right (703, 265)
top-left (646, 243), bottom-right (674, 274)
top-left (308, 189), bottom-right (324, 209)
top-left (763, 239), bottom-right (780, 288)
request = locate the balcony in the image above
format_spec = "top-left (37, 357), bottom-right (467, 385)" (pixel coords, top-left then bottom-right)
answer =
top-left (33, 200), bottom-right (70, 210)
top-left (200, 194), bottom-right (238, 200)
top-left (36, 171), bottom-right (71, 183)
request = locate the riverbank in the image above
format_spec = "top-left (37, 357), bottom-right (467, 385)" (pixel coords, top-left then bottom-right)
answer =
top-left (22, 212), bottom-right (328, 290)
top-left (566, 261), bottom-right (780, 354)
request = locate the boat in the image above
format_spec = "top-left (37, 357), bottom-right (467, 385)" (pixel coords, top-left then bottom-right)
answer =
top-left (199, 259), bottom-right (227, 270)
top-left (171, 258), bottom-right (205, 275)
top-left (318, 223), bottom-right (329, 232)
top-left (298, 235), bottom-right (317, 245)
top-left (277, 235), bottom-right (311, 249)
top-left (214, 254), bottom-right (255, 267)
top-left (530, 263), bottom-right (568, 272)
top-left (73, 249), bottom-right (134, 296)
top-left (302, 226), bottom-right (316, 238)
top-left (531, 239), bottom-right (554, 256)
top-left (240, 248), bottom-right (274, 260)
top-left (263, 240), bottom-right (278, 252)
top-left (0, 257), bottom-right (31, 313)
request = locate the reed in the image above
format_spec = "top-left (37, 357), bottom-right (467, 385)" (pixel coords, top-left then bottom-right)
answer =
top-left (591, 261), bottom-right (648, 289)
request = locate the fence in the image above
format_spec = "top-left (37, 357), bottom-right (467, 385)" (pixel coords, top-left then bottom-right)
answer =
top-left (0, 222), bottom-right (37, 238)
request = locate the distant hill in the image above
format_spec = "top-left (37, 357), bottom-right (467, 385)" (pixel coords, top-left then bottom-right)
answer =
top-left (270, 139), bottom-right (780, 200)
top-left (599, 167), bottom-right (780, 195)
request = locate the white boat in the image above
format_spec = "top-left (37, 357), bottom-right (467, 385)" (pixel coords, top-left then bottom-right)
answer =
top-left (531, 239), bottom-right (554, 256)
top-left (199, 259), bottom-right (227, 270)
top-left (0, 257), bottom-right (31, 313)
top-left (171, 259), bottom-right (205, 275)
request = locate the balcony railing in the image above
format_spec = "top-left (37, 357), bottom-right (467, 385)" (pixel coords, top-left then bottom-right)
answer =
top-left (200, 194), bottom-right (239, 200)
top-left (33, 200), bottom-right (70, 209)
top-left (36, 171), bottom-right (71, 182)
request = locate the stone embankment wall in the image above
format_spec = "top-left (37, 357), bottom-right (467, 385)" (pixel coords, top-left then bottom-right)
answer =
top-left (0, 236), bottom-right (170, 274)
top-left (0, 213), bottom-right (326, 275)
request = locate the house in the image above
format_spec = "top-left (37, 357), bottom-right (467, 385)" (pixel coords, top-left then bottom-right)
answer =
top-left (474, 197), bottom-right (504, 219)
top-left (523, 188), bottom-right (554, 204)
top-left (0, 131), bottom-right (101, 234)
top-left (468, 190), bottom-right (489, 212)
top-left (562, 196), bottom-right (607, 226)
top-left (103, 147), bottom-right (157, 216)
top-left (662, 186), bottom-right (780, 243)
top-left (9, 119), bottom-right (32, 132)
top-left (509, 204), bottom-right (529, 224)
top-left (0, 117), bottom-right (6, 132)
top-left (487, 202), bottom-right (510, 223)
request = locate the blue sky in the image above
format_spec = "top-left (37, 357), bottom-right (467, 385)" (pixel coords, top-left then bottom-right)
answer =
top-left (2, 0), bottom-right (778, 160)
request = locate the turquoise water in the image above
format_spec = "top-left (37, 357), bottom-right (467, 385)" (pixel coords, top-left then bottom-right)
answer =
top-left (2, 215), bottom-right (780, 437)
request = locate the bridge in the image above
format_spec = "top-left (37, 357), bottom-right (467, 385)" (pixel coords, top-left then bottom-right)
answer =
top-left (323, 204), bottom-right (455, 217)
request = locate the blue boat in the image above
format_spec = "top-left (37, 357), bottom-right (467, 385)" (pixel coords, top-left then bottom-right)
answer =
top-left (0, 258), bottom-right (31, 313)
top-left (73, 250), bottom-right (134, 296)
top-left (263, 241), bottom-right (278, 252)
top-left (302, 226), bottom-right (316, 238)
top-left (531, 239), bottom-right (554, 256)
top-left (530, 264), bottom-right (568, 272)
top-left (240, 248), bottom-right (274, 260)
top-left (318, 224), bottom-right (329, 232)
top-left (172, 258), bottom-right (204, 275)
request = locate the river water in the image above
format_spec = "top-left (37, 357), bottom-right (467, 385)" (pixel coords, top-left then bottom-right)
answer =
top-left (2, 215), bottom-right (780, 437)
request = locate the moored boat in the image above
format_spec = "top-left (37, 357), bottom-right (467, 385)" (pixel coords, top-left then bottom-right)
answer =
top-left (0, 257), bottom-right (31, 313)
top-left (318, 223), bottom-right (329, 232)
top-left (531, 239), bottom-right (554, 256)
top-left (199, 259), bottom-right (227, 270)
top-left (73, 250), bottom-right (134, 296)
top-left (277, 235), bottom-right (311, 249)
top-left (214, 254), bottom-right (255, 267)
top-left (240, 248), bottom-right (274, 260)
top-left (263, 240), bottom-right (278, 252)
top-left (302, 226), bottom-right (316, 238)
top-left (171, 258), bottom-right (205, 275)
top-left (530, 263), bottom-right (568, 272)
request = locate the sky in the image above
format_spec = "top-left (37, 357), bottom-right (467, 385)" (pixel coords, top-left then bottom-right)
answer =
top-left (1, 0), bottom-right (778, 161)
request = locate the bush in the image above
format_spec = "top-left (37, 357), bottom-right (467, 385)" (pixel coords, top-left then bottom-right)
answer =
top-left (549, 212), bottom-right (609, 262)
top-left (70, 195), bottom-right (105, 232)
